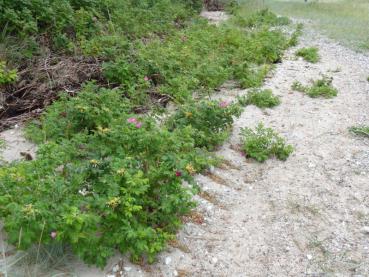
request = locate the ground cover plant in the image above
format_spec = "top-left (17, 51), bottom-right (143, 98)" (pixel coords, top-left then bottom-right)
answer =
top-left (0, 60), bottom-right (17, 85)
top-left (349, 125), bottom-right (369, 138)
top-left (0, 0), bottom-right (295, 270)
top-left (241, 123), bottom-right (293, 162)
top-left (288, 23), bottom-right (303, 47)
top-left (292, 76), bottom-right (337, 98)
top-left (295, 47), bottom-right (320, 63)
top-left (238, 88), bottom-right (280, 108)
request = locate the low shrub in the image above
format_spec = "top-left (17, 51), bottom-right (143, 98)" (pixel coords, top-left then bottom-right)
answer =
top-left (295, 47), bottom-right (320, 63)
top-left (0, 5), bottom-right (294, 269)
top-left (307, 76), bottom-right (337, 98)
top-left (291, 76), bottom-right (337, 98)
top-left (166, 100), bottom-right (242, 149)
top-left (241, 123), bottom-right (293, 162)
top-left (0, 61), bottom-right (18, 85)
top-left (103, 23), bottom-right (288, 102)
top-left (349, 126), bottom-right (369, 138)
top-left (3, 84), bottom-right (220, 267)
top-left (0, 0), bottom-right (197, 56)
top-left (238, 89), bottom-right (280, 108)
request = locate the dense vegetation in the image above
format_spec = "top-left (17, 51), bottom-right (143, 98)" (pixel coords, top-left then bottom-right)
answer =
top-left (0, 0), bottom-right (296, 268)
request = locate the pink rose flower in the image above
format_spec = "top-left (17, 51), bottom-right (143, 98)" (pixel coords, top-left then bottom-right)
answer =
top-left (219, 101), bottom-right (229, 108)
top-left (175, 171), bottom-right (182, 177)
top-left (144, 76), bottom-right (149, 81)
top-left (127, 117), bottom-right (137, 123)
top-left (135, 122), bottom-right (142, 128)
top-left (50, 231), bottom-right (57, 239)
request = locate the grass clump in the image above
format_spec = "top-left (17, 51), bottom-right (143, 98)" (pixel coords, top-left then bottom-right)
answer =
top-left (241, 123), bottom-right (293, 162)
top-left (288, 23), bottom-right (303, 47)
top-left (238, 89), bottom-right (280, 108)
top-left (295, 47), bottom-right (320, 63)
top-left (292, 76), bottom-right (337, 99)
top-left (349, 126), bottom-right (369, 138)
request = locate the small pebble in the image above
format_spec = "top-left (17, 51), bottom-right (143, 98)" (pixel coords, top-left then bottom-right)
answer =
top-left (124, 267), bottom-right (132, 272)
top-left (307, 254), bottom-right (313, 260)
top-left (173, 270), bottom-right (178, 276)
top-left (211, 257), bottom-right (218, 264)
top-left (165, 256), bottom-right (172, 265)
top-left (112, 265), bottom-right (119, 273)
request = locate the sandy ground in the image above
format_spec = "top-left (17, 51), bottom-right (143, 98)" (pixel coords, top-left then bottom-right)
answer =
top-left (1, 13), bottom-right (369, 277)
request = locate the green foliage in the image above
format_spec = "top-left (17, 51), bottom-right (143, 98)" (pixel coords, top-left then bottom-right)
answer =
top-left (288, 23), bottom-right (303, 47)
top-left (166, 100), bottom-right (242, 149)
top-left (292, 76), bottom-right (337, 98)
top-left (0, 0), bottom-right (197, 54)
top-left (291, 81), bottom-right (307, 93)
top-left (349, 126), bottom-right (369, 138)
top-left (0, 4), bottom-right (293, 269)
top-left (3, 83), bottom-right (220, 268)
top-left (238, 89), bottom-right (280, 108)
top-left (0, 61), bottom-right (17, 85)
top-left (295, 47), bottom-right (320, 63)
top-left (307, 76), bottom-right (337, 98)
top-left (25, 83), bottom-right (133, 143)
top-left (103, 23), bottom-right (288, 101)
top-left (241, 123), bottom-right (293, 162)
top-left (232, 8), bottom-right (290, 28)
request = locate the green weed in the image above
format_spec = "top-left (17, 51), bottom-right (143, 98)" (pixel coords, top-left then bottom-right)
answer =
top-left (0, 60), bottom-right (17, 85)
top-left (307, 76), bottom-right (337, 98)
top-left (291, 81), bottom-right (308, 93)
top-left (288, 23), bottom-right (303, 47)
top-left (349, 126), bottom-right (369, 138)
top-left (238, 89), bottom-right (280, 108)
top-left (292, 76), bottom-right (337, 98)
top-left (295, 47), bottom-right (320, 63)
top-left (241, 123), bottom-right (293, 162)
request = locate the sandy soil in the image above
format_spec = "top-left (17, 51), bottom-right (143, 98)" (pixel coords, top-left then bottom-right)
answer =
top-left (1, 13), bottom-right (369, 277)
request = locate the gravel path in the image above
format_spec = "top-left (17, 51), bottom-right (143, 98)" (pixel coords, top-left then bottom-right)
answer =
top-left (1, 15), bottom-right (369, 277)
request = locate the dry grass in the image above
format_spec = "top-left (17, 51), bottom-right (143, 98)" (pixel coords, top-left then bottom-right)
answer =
top-left (262, 0), bottom-right (369, 51)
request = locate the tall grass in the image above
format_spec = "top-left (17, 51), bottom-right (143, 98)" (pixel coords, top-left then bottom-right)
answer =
top-left (247, 0), bottom-right (369, 51)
